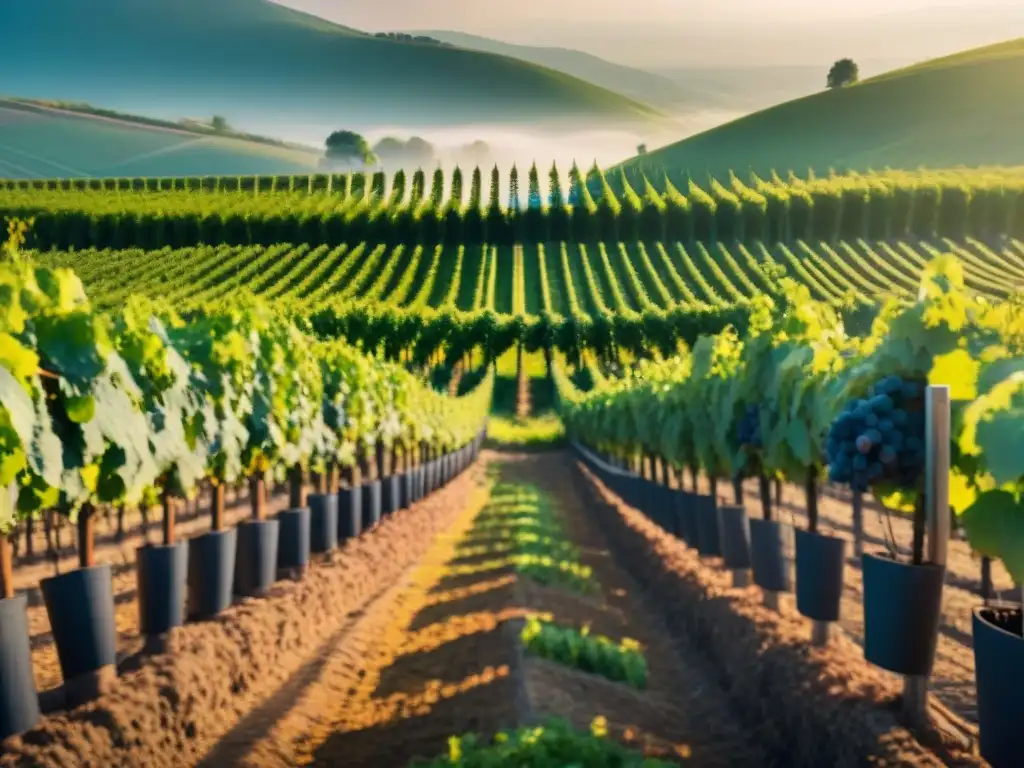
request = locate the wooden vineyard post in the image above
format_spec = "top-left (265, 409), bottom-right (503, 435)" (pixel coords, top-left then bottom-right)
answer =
top-left (759, 474), bottom-right (773, 522)
top-left (852, 490), bottom-right (864, 558)
top-left (0, 535), bottom-right (13, 600)
top-left (78, 503), bottom-right (96, 568)
top-left (289, 465), bottom-right (306, 509)
top-left (902, 385), bottom-right (950, 729)
top-left (211, 483), bottom-right (225, 532)
top-left (161, 489), bottom-right (176, 546)
top-left (250, 476), bottom-right (266, 521)
top-left (981, 556), bottom-right (992, 603)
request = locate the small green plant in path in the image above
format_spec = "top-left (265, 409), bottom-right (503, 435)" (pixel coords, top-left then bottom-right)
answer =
top-left (521, 615), bottom-right (649, 690)
top-left (462, 485), bottom-right (596, 593)
top-left (414, 717), bottom-right (674, 767)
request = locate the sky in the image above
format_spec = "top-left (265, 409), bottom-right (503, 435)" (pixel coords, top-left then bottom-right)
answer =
top-left (278, 0), bottom-right (1024, 68)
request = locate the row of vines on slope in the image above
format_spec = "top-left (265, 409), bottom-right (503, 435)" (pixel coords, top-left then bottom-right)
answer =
top-left (0, 220), bottom-right (492, 594)
top-left (554, 255), bottom-right (1024, 591)
top-left (3, 166), bottom-right (1024, 250)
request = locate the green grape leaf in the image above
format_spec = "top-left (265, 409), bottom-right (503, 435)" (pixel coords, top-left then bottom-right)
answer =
top-left (785, 418), bottom-right (812, 467)
top-left (961, 489), bottom-right (1024, 585)
top-left (929, 349), bottom-right (980, 401)
top-left (0, 365), bottom-right (36, 448)
top-left (0, 332), bottom-right (39, 384)
top-left (974, 407), bottom-right (1024, 487)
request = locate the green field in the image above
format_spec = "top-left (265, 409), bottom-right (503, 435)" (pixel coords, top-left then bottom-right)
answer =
top-left (614, 38), bottom-right (1024, 182)
top-left (3, 0), bottom-right (660, 136)
top-left (0, 102), bottom-right (322, 179)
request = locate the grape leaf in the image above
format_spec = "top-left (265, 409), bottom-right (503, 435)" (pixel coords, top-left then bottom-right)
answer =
top-left (961, 489), bottom-right (1024, 585)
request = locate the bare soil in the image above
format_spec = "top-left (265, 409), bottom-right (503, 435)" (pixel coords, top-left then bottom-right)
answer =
top-left (578, 454), bottom-right (987, 767)
top-left (734, 475), bottom-right (1010, 724)
top-left (15, 489), bottom-right (275, 694)
top-left (3, 449), bottom-right (986, 767)
top-left (0, 466), bottom-right (485, 767)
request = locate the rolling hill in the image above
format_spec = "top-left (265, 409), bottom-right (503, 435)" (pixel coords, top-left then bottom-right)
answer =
top-left (612, 38), bottom-right (1024, 182)
top-left (0, 0), bottom-right (660, 132)
top-left (410, 29), bottom-right (691, 110)
top-left (0, 100), bottom-right (323, 179)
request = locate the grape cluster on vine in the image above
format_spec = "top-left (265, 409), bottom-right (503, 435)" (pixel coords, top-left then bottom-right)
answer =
top-left (827, 376), bottom-right (926, 492)
top-left (737, 404), bottom-right (761, 449)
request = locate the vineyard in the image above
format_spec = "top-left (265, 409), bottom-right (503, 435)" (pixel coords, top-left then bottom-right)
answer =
top-left (0, 160), bottom-right (1022, 767)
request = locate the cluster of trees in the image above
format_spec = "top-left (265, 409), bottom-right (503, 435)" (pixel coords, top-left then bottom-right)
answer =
top-left (372, 32), bottom-right (450, 46)
top-left (321, 131), bottom-right (490, 171)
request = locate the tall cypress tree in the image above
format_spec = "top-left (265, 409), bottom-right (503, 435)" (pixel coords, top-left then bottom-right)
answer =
top-left (450, 166), bottom-right (464, 207)
top-left (488, 165), bottom-right (501, 211)
top-left (469, 167), bottom-right (482, 207)
top-left (487, 165), bottom-right (505, 245)
top-left (410, 169), bottom-right (426, 203)
top-left (430, 168), bottom-right (445, 205)
top-left (464, 166), bottom-right (484, 244)
top-left (527, 163), bottom-right (542, 210)
top-left (567, 162), bottom-right (581, 206)
top-left (508, 165), bottom-right (520, 211)
top-left (548, 162), bottom-right (564, 207)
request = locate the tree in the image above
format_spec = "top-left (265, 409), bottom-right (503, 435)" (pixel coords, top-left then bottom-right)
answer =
top-left (211, 115), bottom-right (231, 133)
top-left (827, 59), bottom-right (859, 89)
top-left (325, 130), bottom-right (375, 166)
top-left (460, 140), bottom-right (491, 165)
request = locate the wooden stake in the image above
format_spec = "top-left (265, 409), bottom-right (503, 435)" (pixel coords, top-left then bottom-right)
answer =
top-left (805, 471), bottom-right (819, 534)
top-left (250, 476), bottom-right (266, 521)
top-left (212, 483), bottom-right (225, 532)
top-left (78, 504), bottom-right (96, 568)
top-left (289, 465), bottom-right (306, 509)
top-left (759, 473), bottom-right (773, 521)
top-left (852, 490), bottom-right (864, 558)
top-left (162, 490), bottom-right (176, 546)
top-left (0, 535), bottom-right (13, 600)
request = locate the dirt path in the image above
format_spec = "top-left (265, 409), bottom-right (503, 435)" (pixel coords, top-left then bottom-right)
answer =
top-left (216, 451), bottom-right (762, 766)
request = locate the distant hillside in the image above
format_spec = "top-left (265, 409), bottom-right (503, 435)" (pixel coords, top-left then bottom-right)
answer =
top-left (411, 29), bottom-right (685, 110)
top-left (613, 38), bottom-right (1024, 182)
top-left (0, 0), bottom-right (660, 131)
top-left (0, 100), bottom-right (321, 179)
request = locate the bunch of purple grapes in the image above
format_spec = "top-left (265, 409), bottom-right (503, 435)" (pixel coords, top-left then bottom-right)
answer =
top-left (827, 375), bottom-right (926, 492)
top-left (737, 404), bottom-right (762, 449)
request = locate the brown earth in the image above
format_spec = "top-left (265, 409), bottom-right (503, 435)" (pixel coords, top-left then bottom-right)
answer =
top-left (576, 452), bottom-right (987, 767)
top-left (14, 487), bottom-right (279, 695)
top-left (738, 475), bottom-right (1009, 724)
top-left (0, 464), bottom-right (485, 767)
top-left (3, 448), bottom-right (986, 767)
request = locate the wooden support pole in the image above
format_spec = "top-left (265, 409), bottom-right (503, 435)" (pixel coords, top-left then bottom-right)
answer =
top-left (162, 489), bottom-right (176, 546)
top-left (78, 504), bottom-right (96, 568)
top-left (250, 476), bottom-right (266, 521)
top-left (903, 385), bottom-right (950, 730)
top-left (0, 535), bottom-right (13, 600)
top-left (212, 483), bottom-right (225, 532)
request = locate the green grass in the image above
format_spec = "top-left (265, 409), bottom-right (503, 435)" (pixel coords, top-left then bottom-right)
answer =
top-left (487, 414), bottom-right (565, 449)
top-left (0, 102), bottom-right (321, 179)
top-left (614, 37), bottom-right (1024, 181)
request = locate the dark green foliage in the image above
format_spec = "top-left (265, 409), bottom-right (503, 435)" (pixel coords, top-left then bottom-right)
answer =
top-left (827, 58), bottom-right (860, 89)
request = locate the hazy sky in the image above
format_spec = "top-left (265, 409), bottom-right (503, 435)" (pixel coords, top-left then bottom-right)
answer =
top-left (279, 0), bottom-right (1024, 68)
